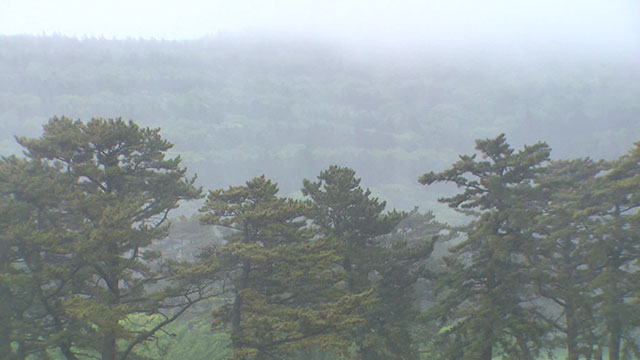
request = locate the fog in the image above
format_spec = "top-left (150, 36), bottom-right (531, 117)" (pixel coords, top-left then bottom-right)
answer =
top-left (3, 0), bottom-right (640, 53)
top-left (2, 2), bottom-right (640, 360)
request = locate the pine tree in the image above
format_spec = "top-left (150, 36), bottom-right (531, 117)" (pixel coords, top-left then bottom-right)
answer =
top-left (2, 116), bottom-right (204, 360)
top-left (531, 159), bottom-right (605, 360)
top-left (0, 156), bottom-right (81, 359)
top-left (583, 142), bottom-right (640, 360)
top-left (199, 175), bottom-right (367, 360)
top-left (302, 165), bottom-right (430, 360)
top-left (419, 134), bottom-right (550, 360)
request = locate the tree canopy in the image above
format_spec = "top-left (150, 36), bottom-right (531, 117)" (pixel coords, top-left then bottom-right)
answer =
top-left (1, 117), bottom-right (205, 360)
top-left (1, 117), bottom-right (638, 360)
top-left (199, 175), bottom-right (369, 359)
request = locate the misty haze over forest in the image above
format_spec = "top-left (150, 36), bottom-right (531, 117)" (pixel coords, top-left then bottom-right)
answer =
top-left (1, 1), bottom-right (639, 359)
top-left (1, 33), bottom-right (639, 215)
top-left (2, 1), bottom-right (639, 211)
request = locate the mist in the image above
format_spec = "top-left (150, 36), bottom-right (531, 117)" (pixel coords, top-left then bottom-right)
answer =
top-left (3, 0), bottom-right (640, 54)
top-left (2, 1), bottom-right (640, 360)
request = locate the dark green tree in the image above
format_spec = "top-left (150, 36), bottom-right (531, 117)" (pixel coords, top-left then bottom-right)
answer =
top-left (0, 156), bottom-right (82, 359)
top-left (1, 116), bottom-right (205, 360)
top-left (199, 175), bottom-right (368, 360)
top-left (583, 142), bottom-right (640, 360)
top-left (302, 165), bottom-right (431, 360)
top-left (531, 159), bottom-right (605, 360)
top-left (419, 134), bottom-right (550, 360)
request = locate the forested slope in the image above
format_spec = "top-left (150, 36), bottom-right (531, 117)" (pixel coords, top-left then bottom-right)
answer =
top-left (1, 35), bottom-right (638, 213)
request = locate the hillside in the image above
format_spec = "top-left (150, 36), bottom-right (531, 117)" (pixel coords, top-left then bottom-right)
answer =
top-left (1, 35), bottom-right (638, 214)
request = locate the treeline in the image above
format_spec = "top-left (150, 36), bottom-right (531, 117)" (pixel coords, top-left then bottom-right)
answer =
top-left (1, 117), bottom-right (638, 360)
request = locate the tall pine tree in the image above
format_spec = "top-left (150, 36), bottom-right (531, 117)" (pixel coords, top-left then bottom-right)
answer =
top-left (583, 142), bottom-right (640, 360)
top-left (531, 159), bottom-right (605, 360)
top-left (199, 175), bottom-right (367, 360)
top-left (419, 134), bottom-right (550, 360)
top-left (3, 116), bottom-right (204, 360)
top-left (303, 165), bottom-right (431, 360)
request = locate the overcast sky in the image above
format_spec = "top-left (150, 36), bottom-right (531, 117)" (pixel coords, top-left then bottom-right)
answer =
top-left (2, 0), bottom-right (640, 51)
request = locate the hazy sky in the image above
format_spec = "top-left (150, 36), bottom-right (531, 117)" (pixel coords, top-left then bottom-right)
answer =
top-left (2, 0), bottom-right (640, 49)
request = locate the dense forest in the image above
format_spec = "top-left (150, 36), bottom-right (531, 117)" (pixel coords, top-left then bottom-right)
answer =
top-left (0, 36), bottom-right (639, 359)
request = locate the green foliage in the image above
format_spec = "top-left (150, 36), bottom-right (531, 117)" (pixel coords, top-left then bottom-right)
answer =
top-left (583, 142), bottom-right (640, 360)
top-left (303, 166), bottom-right (434, 360)
top-left (530, 158), bottom-right (606, 360)
top-left (0, 116), bottom-right (203, 360)
top-left (199, 175), bottom-right (367, 359)
top-left (420, 134), bottom-right (551, 360)
top-left (123, 312), bottom-right (231, 360)
top-left (2, 114), bottom-right (638, 360)
top-left (0, 155), bottom-right (78, 359)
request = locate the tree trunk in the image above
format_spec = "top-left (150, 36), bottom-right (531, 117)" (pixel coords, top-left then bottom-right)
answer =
top-left (102, 335), bottom-right (116, 360)
top-left (230, 290), bottom-right (244, 349)
top-left (231, 258), bottom-right (251, 349)
top-left (566, 303), bottom-right (579, 360)
top-left (607, 324), bottom-right (621, 360)
top-left (566, 334), bottom-right (578, 360)
top-left (102, 241), bottom-right (120, 360)
top-left (605, 261), bottom-right (622, 360)
top-left (480, 345), bottom-right (492, 360)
